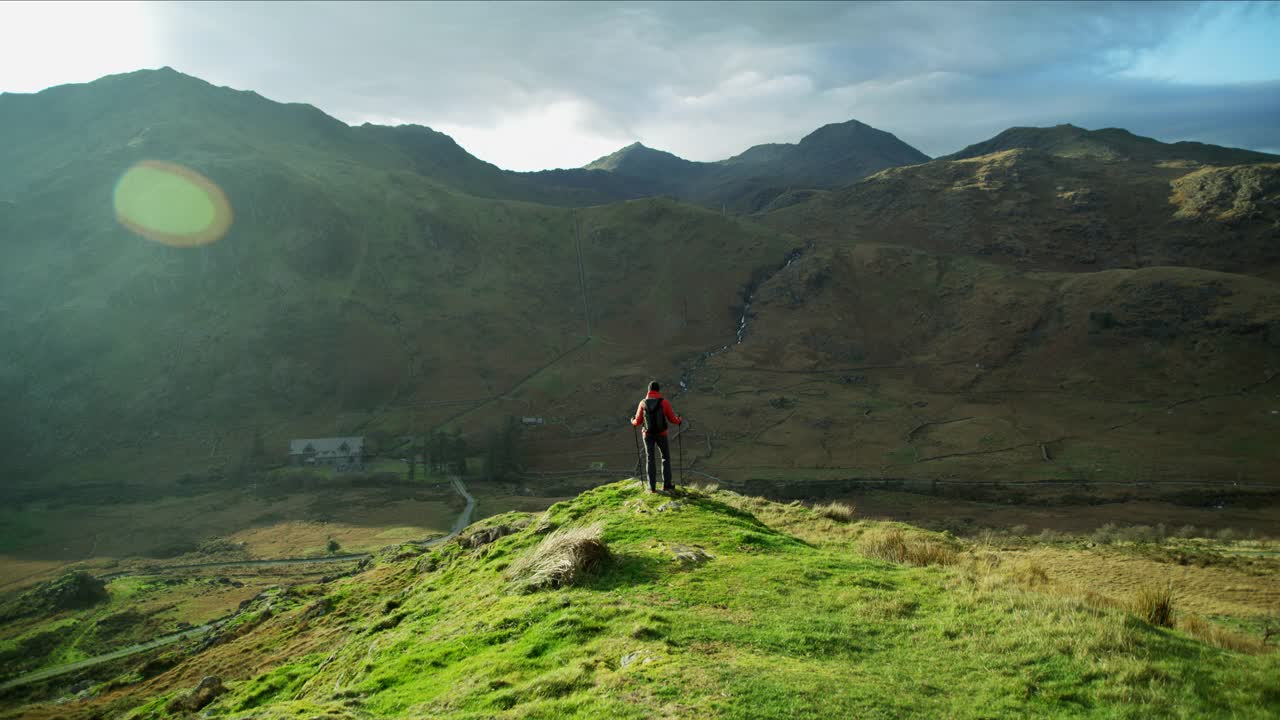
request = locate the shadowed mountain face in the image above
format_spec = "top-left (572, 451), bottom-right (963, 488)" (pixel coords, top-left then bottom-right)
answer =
top-left (584, 119), bottom-right (931, 212)
top-left (2, 67), bottom-right (1279, 496)
top-left (0, 69), bottom-right (799, 495)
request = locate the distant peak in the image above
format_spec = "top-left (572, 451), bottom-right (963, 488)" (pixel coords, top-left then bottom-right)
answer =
top-left (132, 66), bottom-right (193, 80)
top-left (788, 119), bottom-right (930, 163)
top-left (583, 142), bottom-right (691, 172)
top-left (798, 118), bottom-right (891, 146)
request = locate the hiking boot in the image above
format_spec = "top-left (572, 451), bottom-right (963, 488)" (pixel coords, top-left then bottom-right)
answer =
top-left (662, 485), bottom-right (675, 494)
top-left (648, 485), bottom-right (658, 493)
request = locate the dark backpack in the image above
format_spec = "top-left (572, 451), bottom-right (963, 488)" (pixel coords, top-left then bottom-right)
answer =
top-left (644, 398), bottom-right (668, 434)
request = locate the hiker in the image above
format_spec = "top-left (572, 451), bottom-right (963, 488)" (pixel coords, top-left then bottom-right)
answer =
top-left (631, 381), bottom-right (682, 492)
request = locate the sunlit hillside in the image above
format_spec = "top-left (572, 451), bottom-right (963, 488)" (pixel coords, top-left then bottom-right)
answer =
top-left (3, 483), bottom-right (1275, 719)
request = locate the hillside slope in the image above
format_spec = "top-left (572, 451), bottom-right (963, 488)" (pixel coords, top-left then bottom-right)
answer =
top-left (700, 146), bottom-right (1280, 484)
top-left (766, 149), bottom-right (1280, 276)
top-left (4, 482), bottom-right (1275, 719)
top-left (0, 68), bottom-right (800, 494)
top-left (4, 68), bottom-right (1280, 495)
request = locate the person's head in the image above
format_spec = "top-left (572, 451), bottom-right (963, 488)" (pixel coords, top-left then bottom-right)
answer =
top-left (648, 380), bottom-right (660, 393)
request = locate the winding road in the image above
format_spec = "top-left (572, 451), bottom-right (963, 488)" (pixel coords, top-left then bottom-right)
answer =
top-left (0, 477), bottom-right (475, 693)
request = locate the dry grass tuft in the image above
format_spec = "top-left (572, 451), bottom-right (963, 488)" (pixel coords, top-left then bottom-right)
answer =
top-left (1177, 615), bottom-right (1267, 654)
top-left (859, 528), bottom-right (956, 567)
top-left (686, 482), bottom-right (720, 494)
top-left (1007, 560), bottom-right (1051, 588)
top-left (506, 523), bottom-right (610, 593)
top-left (1132, 584), bottom-right (1175, 628)
top-left (812, 501), bottom-right (855, 523)
top-left (1080, 589), bottom-right (1124, 613)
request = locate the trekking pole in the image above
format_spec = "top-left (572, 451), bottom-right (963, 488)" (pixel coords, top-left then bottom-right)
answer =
top-left (632, 425), bottom-right (642, 479)
top-left (678, 420), bottom-right (686, 487)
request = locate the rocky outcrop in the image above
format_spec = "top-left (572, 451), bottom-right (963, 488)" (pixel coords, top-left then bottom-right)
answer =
top-left (459, 524), bottom-right (518, 549)
top-left (166, 676), bottom-right (226, 713)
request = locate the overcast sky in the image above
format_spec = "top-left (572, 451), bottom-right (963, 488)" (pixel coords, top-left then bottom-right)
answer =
top-left (1, 1), bottom-right (1277, 170)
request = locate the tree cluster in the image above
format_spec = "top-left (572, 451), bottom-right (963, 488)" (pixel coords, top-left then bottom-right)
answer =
top-left (428, 430), bottom-right (469, 476)
top-left (485, 417), bottom-right (523, 481)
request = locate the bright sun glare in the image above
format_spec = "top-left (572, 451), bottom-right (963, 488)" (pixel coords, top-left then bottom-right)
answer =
top-left (114, 160), bottom-right (234, 247)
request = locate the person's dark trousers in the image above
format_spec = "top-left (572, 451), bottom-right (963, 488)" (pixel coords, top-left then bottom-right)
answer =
top-left (643, 433), bottom-right (673, 490)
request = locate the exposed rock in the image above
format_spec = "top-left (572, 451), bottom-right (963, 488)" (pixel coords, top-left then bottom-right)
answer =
top-left (301, 597), bottom-right (335, 621)
top-left (664, 543), bottom-right (714, 566)
top-left (384, 545), bottom-right (425, 562)
top-left (166, 676), bottom-right (226, 713)
top-left (657, 500), bottom-right (686, 513)
top-left (415, 554), bottom-right (440, 574)
top-left (460, 524), bottom-right (516, 549)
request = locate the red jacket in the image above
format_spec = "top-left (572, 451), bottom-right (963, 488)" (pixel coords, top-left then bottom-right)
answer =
top-left (632, 390), bottom-right (681, 437)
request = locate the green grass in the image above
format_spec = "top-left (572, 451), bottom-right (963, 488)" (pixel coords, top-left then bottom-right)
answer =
top-left (0, 507), bottom-right (48, 553)
top-left (111, 480), bottom-right (1279, 719)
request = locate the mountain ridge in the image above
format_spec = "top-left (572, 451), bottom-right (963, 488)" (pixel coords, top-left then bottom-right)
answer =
top-left (7, 67), bottom-right (1275, 211)
top-left (581, 118), bottom-right (932, 211)
top-left (2, 66), bottom-right (1279, 496)
top-left (942, 122), bottom-right (1279, 165)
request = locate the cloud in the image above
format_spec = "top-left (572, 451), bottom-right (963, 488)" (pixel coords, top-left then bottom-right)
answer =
top-left (0, 1), bottom-right (160, 93)
top-left (124, 1), bottom-right (1280, 168)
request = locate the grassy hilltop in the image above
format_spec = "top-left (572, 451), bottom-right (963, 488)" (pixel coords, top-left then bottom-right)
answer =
top-left (6, 481), bottom-right (1274, 719)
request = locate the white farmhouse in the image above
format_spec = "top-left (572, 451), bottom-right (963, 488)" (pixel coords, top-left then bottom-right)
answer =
top-left (288, 436), bottom-right (365, 469)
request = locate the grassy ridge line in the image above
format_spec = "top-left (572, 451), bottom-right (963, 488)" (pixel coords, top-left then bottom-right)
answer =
top-left (100, 481), bottom-right (1278, 719)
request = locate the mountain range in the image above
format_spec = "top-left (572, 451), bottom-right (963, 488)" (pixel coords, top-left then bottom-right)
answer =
top-left (2, 67), bottom-right (1279, 499)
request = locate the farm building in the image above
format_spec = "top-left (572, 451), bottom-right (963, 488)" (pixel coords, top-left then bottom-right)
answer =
top-left (288, 436), bottom-right (365, 470)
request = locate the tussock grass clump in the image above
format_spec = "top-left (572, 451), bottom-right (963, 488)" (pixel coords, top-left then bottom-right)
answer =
top-left (1132, 584), bottom-right (1175, 628)
top-left (1178, 615), bottom-right (1266, 654)
top-left (506, 523), bottom-right (610, 593)
top-left (1091, 523), bottom-right (1119, 545)
top-left (1008, 560), bottom-right (1050, 588)
top-left (859, 528), bottom-right (956, 567)
top-left (1080, 589), bottom-right (1123, 613)
top-left (812, 501), bottom-right (855, 523)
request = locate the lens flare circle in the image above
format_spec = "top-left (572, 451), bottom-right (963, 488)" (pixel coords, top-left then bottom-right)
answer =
top-left (113, 160), bottom-right (232, 247)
